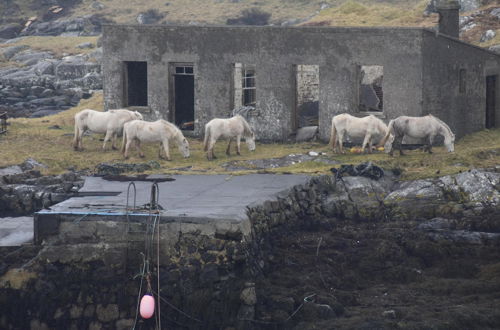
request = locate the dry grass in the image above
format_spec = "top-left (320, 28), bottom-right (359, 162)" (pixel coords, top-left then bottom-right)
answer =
top-left (1, 92), bottom-right (499, 180)
top-left (303, 0), bottom-right (436, 27)
top-left (0, 36), bottom-right (99, 57)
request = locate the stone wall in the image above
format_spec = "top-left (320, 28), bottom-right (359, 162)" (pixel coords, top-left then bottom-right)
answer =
top-left (1, 168), bottom-right (499, 329)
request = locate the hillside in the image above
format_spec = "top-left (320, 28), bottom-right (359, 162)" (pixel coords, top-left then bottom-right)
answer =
top-left (1, 0), bottom-right (499, 47)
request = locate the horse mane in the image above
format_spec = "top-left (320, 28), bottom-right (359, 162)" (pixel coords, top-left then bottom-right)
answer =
top-left (429, 114), bottom-right (454, 137)
top-left (160, 119), bottom-right (183, 140)
top-left (235, 115), bottom-right (254, 137)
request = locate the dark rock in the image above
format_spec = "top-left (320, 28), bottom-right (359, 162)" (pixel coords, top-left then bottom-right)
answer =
top-left (96, 304), bottom-right (119, 323)
top-left (0, 23), bottom-right (23, 39)
top-left (95, 162), bottom-right (161, 176)
top-left (136, 10), bottom-right (165, 25)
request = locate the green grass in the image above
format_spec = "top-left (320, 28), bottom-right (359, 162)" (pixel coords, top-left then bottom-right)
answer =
top-left (1, 92), bottom-right (499, 180)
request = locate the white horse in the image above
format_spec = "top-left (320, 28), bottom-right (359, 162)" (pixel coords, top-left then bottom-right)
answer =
top-left (121, 119), bottom-right (190, 160)
top-left (203, 115), bottom-right (256, 160)
top-left (329, 113), bottom-right (389, 153)
top-left (380, 114), bottom-right (455, 156)
top-left (73, 108), bottom-right (143, 151)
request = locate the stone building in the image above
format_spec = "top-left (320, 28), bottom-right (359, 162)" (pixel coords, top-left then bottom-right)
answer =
top-left (102, 1), bottom-right (500, 141)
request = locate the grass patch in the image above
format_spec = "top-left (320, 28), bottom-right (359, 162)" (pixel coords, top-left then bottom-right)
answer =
top-left (0, 36), bottom-right (99, 58)
top-left (303, 0), bottom-right (437, 27)
top-left (0, 92), bottom-right (499, 180)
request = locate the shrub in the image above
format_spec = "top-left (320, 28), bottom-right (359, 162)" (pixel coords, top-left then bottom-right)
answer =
top-left (226, 8), bottom-right (271, 26)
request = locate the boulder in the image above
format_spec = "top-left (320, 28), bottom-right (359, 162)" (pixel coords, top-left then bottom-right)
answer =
top-left (55, 58), bottom-right (100, 80)
top-left (76, 42), bottom-right (94, 49)
top-left (11, 51), bottom-right (53, 64)
top-left (0, 45), bottom-right (30, 60)
top-left (489, 44), bottom-right (500, 55)
top-left (295, 126), bottom-right (318, 142)
top-left (0, 23), bottom-right (23, 39)
top-left (491, 8), bottom-right (500, 19)
top-left (33, 60), bottom-right (58, 76)
top-left (480, 30), bottom-right (496, 43)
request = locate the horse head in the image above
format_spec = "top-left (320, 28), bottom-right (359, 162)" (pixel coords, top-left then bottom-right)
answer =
top-left (134, 111), bottom-right (144, 120)
top-left (444, 132), bottom-right (455, 152)
top-left (178, 137), bottom-right (190, 158)
top-left (246, 132), bottom-right (256, 151)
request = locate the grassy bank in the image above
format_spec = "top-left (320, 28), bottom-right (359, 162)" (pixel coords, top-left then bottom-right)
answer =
top-left (0, 92), bottom-right (498, 179)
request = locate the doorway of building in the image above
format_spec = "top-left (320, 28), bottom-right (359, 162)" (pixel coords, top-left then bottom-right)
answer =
top-left (171, 64), bottom-right (194, 130)
top-left (486, 75), bottom-right (497, 129)
top-left (124, 61), bottom-right (148, 106)
top-left (295, 64), bottom-right (319, 129)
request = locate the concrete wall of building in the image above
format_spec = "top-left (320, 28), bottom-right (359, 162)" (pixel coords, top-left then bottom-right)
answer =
top-left (422, 31), bottom-right (500, 138)
top-left (103, 25), bottom-right (425, 141)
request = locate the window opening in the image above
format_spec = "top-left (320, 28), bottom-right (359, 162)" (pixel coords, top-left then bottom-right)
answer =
top-left (359, 65), bottom-right (383, 112)
top-left (243, 68), bottom-right (256, 106)
top-left (233, 63), bottom-right (256, 108)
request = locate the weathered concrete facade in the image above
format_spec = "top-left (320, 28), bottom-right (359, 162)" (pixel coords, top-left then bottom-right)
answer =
top-left (102, 25), bottom-right (500, 141)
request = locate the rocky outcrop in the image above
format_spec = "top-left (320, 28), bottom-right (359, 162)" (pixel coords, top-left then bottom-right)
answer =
top-left (0, 45), bottom-right (101, 118)
top-left (20, 15), bottom-right (112, 37)
top-left (248, 167), bottom-right (500, 238)
top-left (0, 159), bottom-right (84, 216)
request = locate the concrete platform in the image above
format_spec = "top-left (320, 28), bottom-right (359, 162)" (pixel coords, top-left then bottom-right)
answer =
top-left (35, 174), bottom-right (310, 243)
top-left (0, 217), bottom-right (33, 246)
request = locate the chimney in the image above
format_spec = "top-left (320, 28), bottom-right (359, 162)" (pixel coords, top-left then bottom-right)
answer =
top-left (436, 0), bottom-right (461, 38)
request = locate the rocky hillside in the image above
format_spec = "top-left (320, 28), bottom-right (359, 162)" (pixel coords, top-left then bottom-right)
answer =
top-left (0, 0), bottom-right (499, 118)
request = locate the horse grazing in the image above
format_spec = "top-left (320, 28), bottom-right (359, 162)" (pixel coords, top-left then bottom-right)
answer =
top-left (329, 113), bottom-right (389, 153)
top-left (121, 119), bottom-right (190, 160)
top-left (203, 115), bottom-right (256, 160)
top-left (73, 108), bottom-right (143, 151)
top-left (380, 114), bottom-right (455, 156)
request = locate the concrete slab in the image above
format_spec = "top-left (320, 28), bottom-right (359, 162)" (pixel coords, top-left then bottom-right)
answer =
top-left (0, 217), bottom-right (33, 246)
top-left (39, 174), bottom-right (310, 222)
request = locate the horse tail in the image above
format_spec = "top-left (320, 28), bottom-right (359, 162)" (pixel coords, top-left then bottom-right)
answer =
top-left (203, 125), bottom-right (211, 152)
top-left (73, 114), bottom-right (80, 149)
top-left (378, 119), bottom-right (394, 147)
top-left (328, 119), bottom-right (337, 150)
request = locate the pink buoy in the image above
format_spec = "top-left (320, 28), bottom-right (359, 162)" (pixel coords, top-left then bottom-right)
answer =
top-left (140, 294), bottom-right (155, 319)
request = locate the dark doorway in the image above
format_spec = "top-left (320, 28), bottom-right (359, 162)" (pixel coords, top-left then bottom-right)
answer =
top-left (172, 64), bottom-right (194, 130)
top-left (125, 61), bottom-right (147, 106)
top-left (486, 75), bottom-right (496, 129)
top-left (295, 64), bottom-right (319, 129)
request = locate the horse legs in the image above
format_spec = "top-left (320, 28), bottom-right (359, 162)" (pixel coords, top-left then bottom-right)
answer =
top-left (362, 133), bottom-right (372, 154)
top-left (236, 135), bottom-right (241, 155)
top-left (162, 138), bottom-right (171, 161)
top-left (134, 139), bottom-right (144, 158)
top-left (102, 130), bottom-right (112, 150)
top-left (207, 139), bottom-right (216, 160)
top-left (124, 139), bottom-right (134, 159)
top-left (337, 131), bottom-right (345, 154)
top-left (111, 132), bottom-right (118, 150)
top-left (389, 134), bottom-right (404, 156)
top-left (426, 134), bottom-right (435, 154)
top-left (226, 139), bottom-right (232, 156)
